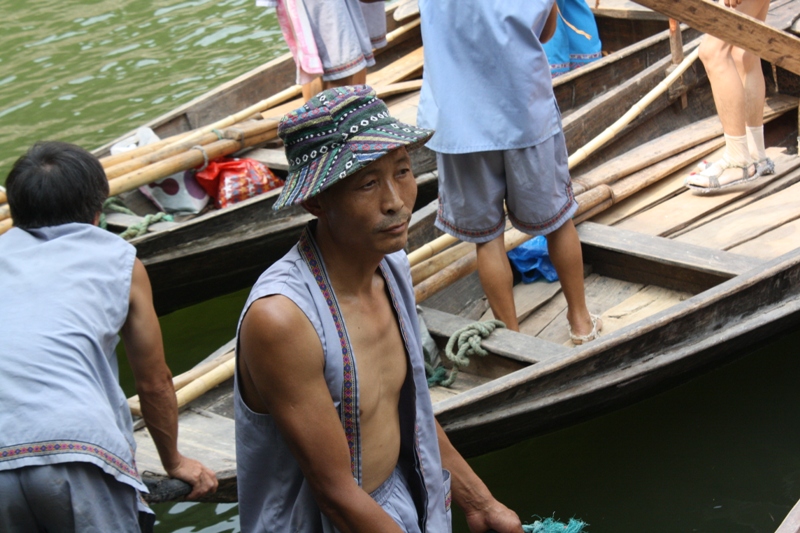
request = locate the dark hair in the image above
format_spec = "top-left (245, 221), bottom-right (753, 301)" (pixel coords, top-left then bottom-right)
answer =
top-left (6, 141), bottom-right (109, 229)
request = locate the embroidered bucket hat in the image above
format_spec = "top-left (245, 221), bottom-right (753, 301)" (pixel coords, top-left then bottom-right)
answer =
top-left (272, 85), bottom-right (434, 210)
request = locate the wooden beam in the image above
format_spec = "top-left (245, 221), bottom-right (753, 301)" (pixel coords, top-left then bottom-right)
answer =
top-left (419, 307), bottom-right (569, 364)
top-left (578, 221), bottom-right (763, 293)
top-left (631, 0), bottom-right (800, 75)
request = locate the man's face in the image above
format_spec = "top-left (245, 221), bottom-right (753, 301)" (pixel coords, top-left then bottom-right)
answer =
top-left (313, 147), bottom-right (418, 256)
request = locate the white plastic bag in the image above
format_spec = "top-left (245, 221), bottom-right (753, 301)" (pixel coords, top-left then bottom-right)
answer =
top-left (110, 127), bottom-right (209, 214)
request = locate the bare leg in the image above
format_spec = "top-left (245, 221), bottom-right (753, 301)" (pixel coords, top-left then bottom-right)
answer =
top-left (699, 35), bottom-right (746, 136)
top-left (476, 234), bottom-right (519, 331)
top-left (732, 0), bottom-right (770, 128)
top-left (303, 68), bottom-right (369, 101)
top-left (323, 68), bottom-right (368, 89)
top-left (301, 77), bottom-right (323, 101)
top-left (545, 220), bottom-right (593, 336)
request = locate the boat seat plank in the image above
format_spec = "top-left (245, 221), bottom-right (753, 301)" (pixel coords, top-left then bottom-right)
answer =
top-left (134, 409), bottom-right (236, 477)
top-left (480, 279), bottom-right (563, 324)
top-left (676, 173), bottom-right (800, 251)
top-left (579, 220), bottom-right (763, 279)
top-left (599, 284), bottom-right (692, 336)
top-left (419, 306), bottom-right (568, 364)
top-left (536, 273), bottom-right (644, 344)
top-left (104, 212), bottom-right (180, 233)
top-left (615, 148), bottom-right (799, 238)
top-left (591, 146), bottom-right (724, 226)
top-left (246, 147), bottom-right (290, 171)
top-left (728, 217), bottom-right (800, 260)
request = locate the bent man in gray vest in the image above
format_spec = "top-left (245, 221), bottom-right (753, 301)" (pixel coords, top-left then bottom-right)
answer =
top-left (235, 86), bottom-right (523, 532)
top-left (0, 141), bottom-right (218, 532)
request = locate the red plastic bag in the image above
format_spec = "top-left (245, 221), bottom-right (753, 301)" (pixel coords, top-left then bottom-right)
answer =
top-left (194, 157), bottom-right (283, 209)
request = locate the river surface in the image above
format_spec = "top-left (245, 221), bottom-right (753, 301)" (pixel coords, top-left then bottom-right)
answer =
top-left (3, 1), bottom-right (800, 531)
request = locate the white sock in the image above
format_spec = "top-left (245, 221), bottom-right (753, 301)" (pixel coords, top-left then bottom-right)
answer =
top-left (746, 125), bottom-right (767, 161)
top-left (723, 133), bottom-right (751, 166)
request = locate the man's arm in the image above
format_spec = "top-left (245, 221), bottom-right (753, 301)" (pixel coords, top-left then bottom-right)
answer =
top-left (239, 295), bottom-right (403, 533)
top-left (541, 2), bottom-right (559, 44)
top-left (121, 258), bottom-right (218, 499)
top-left (436, 421), bottom-right (523, 533)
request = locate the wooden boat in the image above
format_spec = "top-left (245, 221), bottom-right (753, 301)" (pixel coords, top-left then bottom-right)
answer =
top-left (89, 4), bottom-right (693, 315)
top-left (130, 0), bottom-right (800, 506)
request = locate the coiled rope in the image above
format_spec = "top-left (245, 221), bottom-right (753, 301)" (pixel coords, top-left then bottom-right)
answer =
top-left (427, 320), bottom-right (505, 388)
top-left (99, 197), bottom-right (173, 240)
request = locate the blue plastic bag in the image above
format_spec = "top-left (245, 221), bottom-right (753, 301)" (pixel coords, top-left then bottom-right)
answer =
top-left (507, 235), bottom-right (559, 283)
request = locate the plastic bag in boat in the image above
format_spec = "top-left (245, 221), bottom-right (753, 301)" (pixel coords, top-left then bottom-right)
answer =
top-left (507, 235), bottom-right (559, 283)
top-left (194, 157), bottom-right (283, 209)
top-left (110, 127), bottom-right (210, 214)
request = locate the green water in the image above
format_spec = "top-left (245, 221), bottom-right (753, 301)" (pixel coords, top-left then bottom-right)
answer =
top-left (4, 1), bottom-right (800, 531)
top-left (0, 0), bottom-right (285, 183)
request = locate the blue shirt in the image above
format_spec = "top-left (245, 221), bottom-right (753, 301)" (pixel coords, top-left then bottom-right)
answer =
top-left (0, 224), bottom-right (144, 492)
top-left (417, 0), bottom-right (562, 154)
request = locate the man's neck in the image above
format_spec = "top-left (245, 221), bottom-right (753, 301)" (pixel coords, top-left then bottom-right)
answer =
top-left (312, 222), bottom-right (386, 298)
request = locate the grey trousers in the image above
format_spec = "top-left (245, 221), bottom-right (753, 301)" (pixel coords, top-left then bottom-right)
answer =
top-left (0, 462), bottom-right (151, 533)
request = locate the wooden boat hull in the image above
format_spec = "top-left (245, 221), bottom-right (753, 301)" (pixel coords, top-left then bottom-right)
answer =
top-left (429, 238), bottom-right (800, 457)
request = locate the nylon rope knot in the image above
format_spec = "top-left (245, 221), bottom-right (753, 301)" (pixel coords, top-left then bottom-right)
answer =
top-left (428, 320), bottom-right (505, 388)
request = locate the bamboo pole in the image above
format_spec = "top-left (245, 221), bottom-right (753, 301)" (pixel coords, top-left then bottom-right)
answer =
top-left (127, 349), bottom-right (235, 417)
top-left (0, 191), bottom-right (5, 204)
top-left (108, 128), bottom-right (278, 197)
top-left (568, 46), bottom-right (700, 169)
top-left (103, 118), bottom-right (278, 180)
top-left (174, 359), bottom-right (236, 410)
top-left (0, 203), bottom-right (8, 220)
top-left (99, 130), bottom-right (194, 169)
top-left (0, 218), bottom-right (11, 234)
top-left (411, 240), bottom-right (473, 285)
top-left (414, 229), bottom-right (531, 303)
top-left (408, 233), bottom-right (460, 267)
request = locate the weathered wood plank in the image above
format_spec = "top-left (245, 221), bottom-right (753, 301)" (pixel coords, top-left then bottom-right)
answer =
top-left (631, 0), bottom-right (800, 75)
top-left (246, 147), bottom-right (289, 171)
top-left (480, 280), bottom-right (564, 324)
top-left (419, 306), bottom-right (569, 364)
top-left (728, 217), bottom-right (800, 260)
top-left (537, 274), bottom-right (645, 344)
top-left (428, 371), bottom-right (492, 404)
top-left (676, 170), bottom-right (800, 251)
top-left (104, 212), bottom-right (179, 233)
top-left (615, 148), bottom-right (800, 237)
top-left (670, 154), bottom-right (800, 238)
top-left (579, 220), bottom-right (763, 277)
top-left (590, 146), bottom-right (724, 226)
top-left (600, 285), bottom-right (692, 335)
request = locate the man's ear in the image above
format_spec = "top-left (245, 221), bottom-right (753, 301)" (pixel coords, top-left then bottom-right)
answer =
top-left (301, 195), bottom-right (324, 218)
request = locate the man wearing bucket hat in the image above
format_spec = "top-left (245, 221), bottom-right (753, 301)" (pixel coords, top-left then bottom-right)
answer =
top-left (234, 86), bottom-right (522, 532)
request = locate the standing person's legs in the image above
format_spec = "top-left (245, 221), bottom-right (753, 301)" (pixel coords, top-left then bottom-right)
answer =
top-left (688, 0), bottom-right (771, 189)
top-left (504, 134), bottom-right (598, 340)
top-left (435, 152), bottom-right (520, 330)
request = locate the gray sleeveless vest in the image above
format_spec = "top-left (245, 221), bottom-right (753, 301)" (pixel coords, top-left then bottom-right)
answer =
top-left (0, 223), bottom-right (144, 492)
top-left (234, 224), bottom-right (450, 532)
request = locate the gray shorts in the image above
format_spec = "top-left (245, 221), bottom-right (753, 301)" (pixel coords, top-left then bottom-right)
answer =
top-left (435, 131), bottom-right (578, 243)
top-left (370, 467), bottom-right (422, 533)
top-left (0, 462), bottom-right (152, 533)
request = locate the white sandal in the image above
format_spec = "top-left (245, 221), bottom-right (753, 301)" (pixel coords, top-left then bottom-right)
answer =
top-left (569, 314), bottom-right (602, 345)
top-left (685, 158), bottom-right (757, 195)
top-left (755, 157), bottom-right (775, 176)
